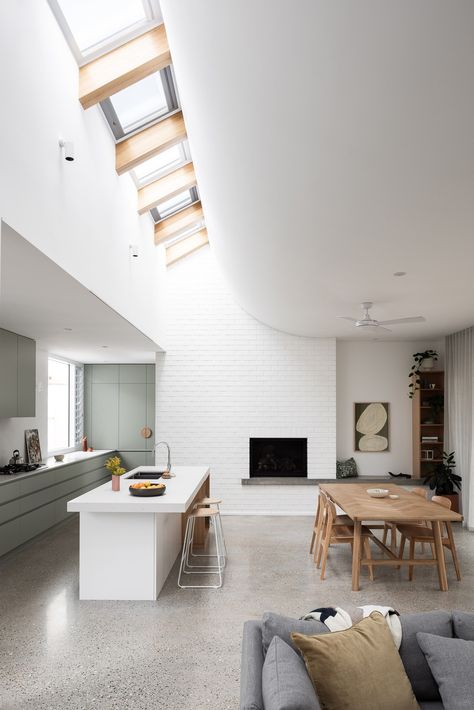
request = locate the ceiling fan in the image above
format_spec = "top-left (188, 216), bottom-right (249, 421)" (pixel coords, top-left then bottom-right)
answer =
top-left (339, 302), bottom-right (426, 333)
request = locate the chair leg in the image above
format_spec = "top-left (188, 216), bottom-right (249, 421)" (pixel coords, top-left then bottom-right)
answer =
top-left (446, 523), bottom-right (462, 581)
top-left (390, 524), bottom-right (397, 552)
top-left (320, 528), bottom-right (332, 581)
top-left (382, 524), bottom-right (388, 547)
top-left (408, 539), bottom-right (415, 581)
top-left (398, 534), bottom-right (406, 569)
top-left (310, 496), bottom-right (322, 554)
top-left (364, 538), bottom-right (374, 582)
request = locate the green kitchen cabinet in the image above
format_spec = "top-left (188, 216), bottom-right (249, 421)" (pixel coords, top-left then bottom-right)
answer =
top-left (0, 328), bottom-right (36, 418)
top-left (90, 383), bottom-right (119, 449)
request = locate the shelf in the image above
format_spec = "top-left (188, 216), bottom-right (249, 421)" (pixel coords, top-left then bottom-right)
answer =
top-left (420, 424), bottom-right (443, 427)
top-left (419, 388), bottom-right (444, 392)
top-left (420, 458), bottom-right (442, 462)
top-left (420, 406), bottom-right (444, 409)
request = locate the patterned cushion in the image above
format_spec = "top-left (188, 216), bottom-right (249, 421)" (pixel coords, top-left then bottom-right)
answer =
top-left (336, 457), bottom-right (358, 479)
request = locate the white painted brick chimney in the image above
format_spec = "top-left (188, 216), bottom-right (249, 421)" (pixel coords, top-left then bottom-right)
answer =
top-left (155, 248), bottom-right (336, 514)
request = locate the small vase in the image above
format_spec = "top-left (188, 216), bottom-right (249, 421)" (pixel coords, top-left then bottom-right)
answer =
top-left (112, 475), bottom-right (121, 492)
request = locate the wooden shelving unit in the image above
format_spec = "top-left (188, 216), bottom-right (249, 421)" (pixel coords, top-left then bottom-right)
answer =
top-left (412, 370), bottom-right (444, 478)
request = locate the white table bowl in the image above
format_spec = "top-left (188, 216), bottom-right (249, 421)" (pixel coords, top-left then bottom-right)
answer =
top-left (367, 488), bottom-right (390, 498)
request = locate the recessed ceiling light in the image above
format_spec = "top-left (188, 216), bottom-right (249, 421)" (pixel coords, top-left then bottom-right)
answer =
top-left (64, 327), bottom-right (73, 331)
top-left (101, 345), bottom-right (109, 348)
top-left (393, 271), bottom-right (407, 277)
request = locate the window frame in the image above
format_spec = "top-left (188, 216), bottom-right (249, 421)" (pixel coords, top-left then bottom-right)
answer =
top-left (131, 140), bottom-right (191, 188)
top-left (47, 355), bottom-right (84, 456)
top-left (47, 0), bottom-right (162, 66)
top-left (151, 186), bottom-right (200, 222)
top-left (100, 66), bottom-right (179, 141)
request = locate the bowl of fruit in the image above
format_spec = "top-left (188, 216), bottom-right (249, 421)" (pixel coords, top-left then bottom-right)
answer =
top-left (129, 481), bottom-right (166, 497)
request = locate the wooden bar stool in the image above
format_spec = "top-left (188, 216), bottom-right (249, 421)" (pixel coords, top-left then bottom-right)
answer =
top-left (178, 507), bottom-right (225, 589)
top-left (397, 495), bottom-right (461, 581)
top-left (194, 496), bottom-right (227, 560)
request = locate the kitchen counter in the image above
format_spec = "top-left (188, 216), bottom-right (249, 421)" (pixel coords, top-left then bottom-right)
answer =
top-left (67, 466), bottom-right (210, 600)
top-left (0, 450), bottom-right (114, 486)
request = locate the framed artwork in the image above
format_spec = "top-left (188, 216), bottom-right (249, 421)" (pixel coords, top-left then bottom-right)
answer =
top-left (25, 429), bottom-right (43, 464)
top-left (354, 402), bottom-right (389, 452)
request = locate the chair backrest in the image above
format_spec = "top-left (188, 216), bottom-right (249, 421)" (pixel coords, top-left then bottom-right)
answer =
top-left (432, 495), bottom-right (452, 510)
top-left (412, 487), bottom-right (428, 499)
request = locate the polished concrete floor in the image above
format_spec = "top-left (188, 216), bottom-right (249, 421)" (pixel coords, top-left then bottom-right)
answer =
top-left (1, 515), bottom-right (473, 710)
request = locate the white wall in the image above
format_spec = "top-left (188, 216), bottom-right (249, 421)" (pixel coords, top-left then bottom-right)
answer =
top-left (0, 0), bottom-right (166, 347)
top-left (337, 339), bottom-right (444, 477)
top-left (155, 248), bottom-right (336, 515)
top-left (0, 349), bottom-right (48, 464)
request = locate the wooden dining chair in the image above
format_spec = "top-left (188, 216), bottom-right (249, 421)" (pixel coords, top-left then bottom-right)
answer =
top-left (317, 495), bottom-right (374, 582)
top-left (397, 495), bottom-right (461, 581)
top-left (382, 486), bottom-right (428, 551)
top-left (310, 490), bottom-right (353, 556)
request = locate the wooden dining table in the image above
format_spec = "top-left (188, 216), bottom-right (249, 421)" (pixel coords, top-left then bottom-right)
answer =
top-left (319, 483), bottom-right (463, 592)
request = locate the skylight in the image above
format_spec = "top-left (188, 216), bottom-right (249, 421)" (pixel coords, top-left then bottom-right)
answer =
top-left (49, 0), bottom-right (162, 63)
top-left (132, 141), bottom-right (190, 186)
top-left (101, 69), bottom-right (178, 140)
top-left (151, 187), bottom-right (199, 221)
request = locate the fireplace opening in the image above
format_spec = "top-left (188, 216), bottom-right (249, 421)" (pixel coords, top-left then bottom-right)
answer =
top-left (249, 438), bottom-right (307, 478)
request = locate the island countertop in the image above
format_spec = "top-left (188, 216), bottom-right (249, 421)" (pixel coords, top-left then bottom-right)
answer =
top-left (67, 466), bottom-right (210, 514)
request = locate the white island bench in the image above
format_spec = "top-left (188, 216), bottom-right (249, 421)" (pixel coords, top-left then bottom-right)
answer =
top-left (67, 466), bottom-right (210, 600)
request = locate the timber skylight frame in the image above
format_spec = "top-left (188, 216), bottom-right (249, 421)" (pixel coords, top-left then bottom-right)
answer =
top-left (131, 140), bottom-right (191, 187)
top-left (48, 0), bottom-right (163, 66)
top-left (151, 187), bottom-right (199, 222)
top-left (100, 67), bottom-right (179, 141)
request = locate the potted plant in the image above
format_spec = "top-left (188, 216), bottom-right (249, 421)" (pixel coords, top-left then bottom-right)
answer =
top-left (408, 349), bottom-right (439, 398)
top-left (105, 456), bottom-right (126, 491)
top-left (423, 451), bottom-right (462, 513)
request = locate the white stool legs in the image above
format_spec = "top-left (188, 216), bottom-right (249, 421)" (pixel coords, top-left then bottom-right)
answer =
top-left (178, 507), bottom-right (225, 589)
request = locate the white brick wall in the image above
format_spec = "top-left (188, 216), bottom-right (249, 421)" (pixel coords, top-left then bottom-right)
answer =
top-left (155, 247), bottom-right (336, 514)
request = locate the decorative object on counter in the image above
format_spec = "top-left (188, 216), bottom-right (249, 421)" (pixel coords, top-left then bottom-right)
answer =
top-left (9, 449), bottom-right (24, 466)
top-left (154, 441), bottom-right (174, 477)
top-left (408, 349), bottom-right (439, 398)
top-left (336, 457), bottom-right (358, 479)
top-left (87, 447), bottom-right (94, 452)
top-left (388, 471), bottom-right (411, 479)
top-left (54, 454), bottom-right (65, 462)
top-left (140, 426), bottom-right (153, 439)
top-left (129, 481), bottom-right (166, 497)
top-left (423, 451), bottom-right (461, 513)
top-left (105, 456), bottom-right (126, 492)
top-left (81, 435), bottom-right (88, 452)
top-left (421, 450), bottom-right (434, 460)
top-left (25, 429), bottom-right (42, 464)
top-left (354, 402), bottom-right (389, 452)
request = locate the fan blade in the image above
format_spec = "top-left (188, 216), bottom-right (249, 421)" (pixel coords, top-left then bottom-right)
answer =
top-left (375, 326), bottom-right (392, 333)
top-left (378, 316), bottom-right (426, 326)
top-left (338, 317), bottom-right (357, 322)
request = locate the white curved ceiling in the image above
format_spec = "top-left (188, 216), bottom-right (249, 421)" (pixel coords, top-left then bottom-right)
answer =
top-left (161, 0), bottom-right (474, 339)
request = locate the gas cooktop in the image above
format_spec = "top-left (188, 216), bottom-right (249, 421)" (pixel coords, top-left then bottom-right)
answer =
top-left (0, 463), bottom-right (43, 475)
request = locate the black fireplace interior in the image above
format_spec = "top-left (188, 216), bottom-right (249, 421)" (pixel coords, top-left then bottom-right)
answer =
top-left (249, 438), bottom-right (308, 478)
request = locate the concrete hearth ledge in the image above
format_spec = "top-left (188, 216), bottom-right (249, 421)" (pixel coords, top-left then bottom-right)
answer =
top-left (242, 476), bottom-right (424, 486)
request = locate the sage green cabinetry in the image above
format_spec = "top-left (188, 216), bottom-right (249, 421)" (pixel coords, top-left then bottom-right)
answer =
top-left (84, 364), bottom-right (155, 458)
top-left (0, 453), bottom-right (111, 557)
top-left (0, 327), bottom-right (36, 417)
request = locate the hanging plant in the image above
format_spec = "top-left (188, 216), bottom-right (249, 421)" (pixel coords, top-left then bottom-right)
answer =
top-left (408, 349), bottom-right (439, 399)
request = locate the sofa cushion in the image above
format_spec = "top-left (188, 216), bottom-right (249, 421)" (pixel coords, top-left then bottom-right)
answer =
top-left (417, 633), bottom-right (474, 710)
top-left (262, 612), bottom-right (328, 655)
top-left (399, 611), bottom-right (452, 701)
top-left (262, 636), bottom-right (321, 710)
top-left (418, 704), bottom-right (444, 709)
top-left (452, 611), bottom-right (474, 641)
top-left (291, 612), bottom-right (420, 710)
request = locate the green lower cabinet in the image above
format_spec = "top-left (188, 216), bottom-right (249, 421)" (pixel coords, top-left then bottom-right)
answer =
top-left (0, 454), bottom-right (111, 558)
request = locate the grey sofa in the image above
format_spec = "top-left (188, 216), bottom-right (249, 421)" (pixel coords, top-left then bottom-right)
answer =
top-left (241, 610), bottom-right (473, 710)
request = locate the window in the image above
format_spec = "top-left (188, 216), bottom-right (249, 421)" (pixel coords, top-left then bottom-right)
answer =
top-left (151, 186), bottom-right (199, 222)
top-left (101, 68), bottom-right (179, 140)
top-left (48, 0), bottom-right (162, 64)
top-left (48, 358), bottom-right (84, 454)
top-left (132, 141), bottom-right (190, 186)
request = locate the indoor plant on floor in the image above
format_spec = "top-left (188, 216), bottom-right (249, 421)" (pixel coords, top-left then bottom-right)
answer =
top-left (105, 456), bottom-right (126, 491)
top-left (423, 451), bottom-right (462, 513)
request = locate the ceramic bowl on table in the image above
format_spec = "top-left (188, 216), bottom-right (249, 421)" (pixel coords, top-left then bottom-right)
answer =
top-left (129, 482), bottom-right (166, 497)
top-left (367, 488), bottom-right (389, 498)
top-left (54, 454), bottom-right (65, 462)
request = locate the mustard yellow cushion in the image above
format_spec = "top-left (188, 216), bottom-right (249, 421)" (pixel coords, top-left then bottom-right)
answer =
top-left (291, 612), bottom-right (419, 710)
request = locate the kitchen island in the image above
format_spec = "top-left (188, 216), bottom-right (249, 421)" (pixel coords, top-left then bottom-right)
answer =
top-left (67, 466), bottom-right (210, 600)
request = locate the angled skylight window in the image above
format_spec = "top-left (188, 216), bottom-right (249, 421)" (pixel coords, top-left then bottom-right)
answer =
top-left (132, 141), bottom-right (190, 186)
top-left (101, 68), bottom-right (178, 140)
top-left (151, 187), bottom-right (199, 222)
top-left (49, 0), bottom-right (162, 63)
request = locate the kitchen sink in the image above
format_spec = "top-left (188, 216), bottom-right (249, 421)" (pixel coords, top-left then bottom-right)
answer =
top-left (127, 470), bottom-right (165, 480)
